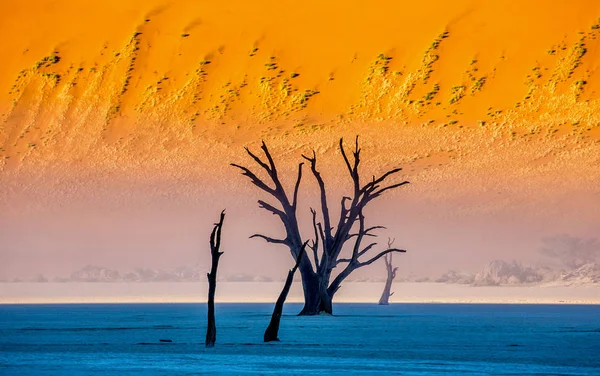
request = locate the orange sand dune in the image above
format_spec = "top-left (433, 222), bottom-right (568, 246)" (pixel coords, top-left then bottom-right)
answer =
top-left (1, 0), bottom-right (600, 166)
top-left (0, 1), bottom-right (599, 280)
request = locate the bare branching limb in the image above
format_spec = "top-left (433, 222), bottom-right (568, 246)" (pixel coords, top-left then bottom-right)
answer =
top-left (261, 141), bottom-right (280, 180)
top-left (347, 225), bottom-right (386, 240)
top-left (244, 146), bottom-right (272, 175)
top-left (369, 181), bottom-right (410, 201)
top-left (358, 248), bottom-right (406, 268)
top-left (350, 212), bottom-right (367, 261)
top-left (292, 163), bottom-right (304, 208)
top-left (231, 164), bottom-right (275, 195)
top-left (357, 242), bottom-right (378, 258)
top-left (302, 151), bottom-right (332, 244)
top-left (339, 137), bottom-right (361, 204)
top-left (257, 200), bottom-right (287, 220)
top-left (363, 168), bottom-right (404, 192)
top-left (250, 234), bottom-right (288, 245)
top-left (309, 208), bottom-right (321, 270)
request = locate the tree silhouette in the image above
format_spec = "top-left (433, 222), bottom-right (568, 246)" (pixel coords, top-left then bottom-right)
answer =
top-left (264, 242), bottom-right (307, 342)
top-left (232, 136), bottom-right (408, 315)
top-left (205, 210), bottom-right (225, 348)
top-left (378, 238), bottom-right (399, 305)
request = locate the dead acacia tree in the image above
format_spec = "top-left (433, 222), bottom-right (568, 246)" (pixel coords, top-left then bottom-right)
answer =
top-left (378, 238), bottom-right (399, 305)
top-left (205, 210), bottom-right (225, 348)
top-left (264, 242), bottom-right (307, 342)
top-left (232, 136), bottom-right (408, 315)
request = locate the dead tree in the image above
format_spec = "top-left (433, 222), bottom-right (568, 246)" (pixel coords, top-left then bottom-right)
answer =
top-left (264, 242), bottom-right (307, 342)
top-left (232, 136), bottom-right (408, 315)
top-left (378, 238), bottom-right (399, 305)
top-left (205, 210), bottom-right (225, 348)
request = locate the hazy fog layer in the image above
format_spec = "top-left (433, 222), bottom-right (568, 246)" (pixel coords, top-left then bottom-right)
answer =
top-left (2, 282), bottom-right (600, 304)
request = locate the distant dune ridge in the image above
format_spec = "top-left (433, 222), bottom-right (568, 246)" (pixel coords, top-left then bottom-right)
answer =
top-left (438, 261), bottom-right (600, 286)
top-left (15, 259), bottom-right (599, 287)
top-left (39, 264), bottom-right (276, 283)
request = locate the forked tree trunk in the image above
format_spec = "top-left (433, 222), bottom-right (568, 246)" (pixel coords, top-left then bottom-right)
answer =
top-left (264, 244), bottom-right (306, 342)
top-left (378, 241), bottom-right (398, 305)
top-left (205, 211), bottom-right (225, 348)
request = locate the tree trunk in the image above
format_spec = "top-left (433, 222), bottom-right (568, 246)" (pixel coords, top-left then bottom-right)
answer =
top-left (297, 267), bottom-right (335, 315)
top-left (205, 211), bottom-right (225, 348)
top-left (297, 268), bottom-right (322, 315)
top-left (264, 248), bottom-right (305, 342)
top-left (318, 280), bottom-right (333, 315)
top-left (378, 252), bottom-right (397, 305)
top-left (378, 278), bottom-right (394, 305)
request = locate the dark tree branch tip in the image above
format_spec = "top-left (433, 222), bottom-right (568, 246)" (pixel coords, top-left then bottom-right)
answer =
top-left (250, 234), bottom-right (288, 244)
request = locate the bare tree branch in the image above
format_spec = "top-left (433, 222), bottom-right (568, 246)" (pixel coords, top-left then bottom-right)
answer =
top-left (250, 234), bottom-right (288, 244)
top-left (362, 168), bottom-right (404, 193)
top-left (261, 141), bottom-right (279, 179)
top-left (347, 225), bottom-right (386, 240)
top-left (244, 146), bottom-right (272, 175)
top-left (302, 151), bottom-right (332, 243)
top-left (358, 248), bottom-right (407, 267)
top-left (339, 138), bottom-right (354, 178)
top-left (357, 242), bottom-right (378, 258)
top-left (339, 137), bottom-right (361, 194)
top-left (292, 163), bottom-right (304, 208)
top-left (309, 208), bottom-right (321, 269)
top-left (257, 200), bottom-right (286, 219)
top-left (350, 212), bottom-right (367, 261)
top-left (370, 181), bottom-right (410, 201)
top-left (231, 164), bottom-right (275, 195)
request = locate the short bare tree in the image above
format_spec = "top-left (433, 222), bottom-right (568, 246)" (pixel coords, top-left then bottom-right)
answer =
top-left (378, 238), bottom-right (399, 305)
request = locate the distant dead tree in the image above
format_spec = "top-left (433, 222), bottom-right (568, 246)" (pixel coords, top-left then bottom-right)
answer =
top-left (264, 242), bottom-right (307, 342)
top-left (378, 238), bottom-right (399, 305)
top-left (232, 136), bottom-right (408, 315)
top-left (205, 210), bottom-right (225, 348)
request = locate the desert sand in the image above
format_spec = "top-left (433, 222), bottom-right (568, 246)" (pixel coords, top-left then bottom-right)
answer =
top-left (2, 1), bottom-right (600, 167)
top-left (1, 1), bottom-right (599, 283)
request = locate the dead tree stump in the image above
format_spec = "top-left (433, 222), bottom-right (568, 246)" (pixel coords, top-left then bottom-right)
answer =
top-left (264, 242), bottom-right (307, 342)
top-left (206, 210), bottom-right (225, 348)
